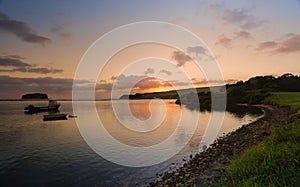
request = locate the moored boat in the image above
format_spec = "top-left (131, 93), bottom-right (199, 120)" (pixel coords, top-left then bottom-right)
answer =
top-left (43, 113), bottom-right (67, 121)
top-left (24, 100), bottom-right (60, 113)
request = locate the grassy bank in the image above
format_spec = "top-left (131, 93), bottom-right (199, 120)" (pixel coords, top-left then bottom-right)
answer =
top-left (218, 92), bottom-right (300, 186)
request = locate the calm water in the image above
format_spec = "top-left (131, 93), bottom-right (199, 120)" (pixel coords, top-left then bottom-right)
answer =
top-left (0, 100), bottom-right (261, 186)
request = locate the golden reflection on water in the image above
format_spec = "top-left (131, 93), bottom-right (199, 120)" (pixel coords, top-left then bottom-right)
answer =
top-left (76, 100), bottom-right (259, 151)
top-left (98, 100), bottom-right (182, 147)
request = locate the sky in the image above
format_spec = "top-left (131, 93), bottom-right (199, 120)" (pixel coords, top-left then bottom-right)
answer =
top-left (0, 0), bottom-right (300, 99)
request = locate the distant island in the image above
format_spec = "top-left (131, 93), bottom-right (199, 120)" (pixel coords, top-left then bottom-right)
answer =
top-left (21, 93), bottom-right (48, 100)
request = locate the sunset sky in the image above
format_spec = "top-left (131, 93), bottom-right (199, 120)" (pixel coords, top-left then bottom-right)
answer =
top-left (0, 0), bottom-right (300, 99)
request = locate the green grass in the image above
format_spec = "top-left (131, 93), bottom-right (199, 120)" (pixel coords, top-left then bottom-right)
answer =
top-left (218, 92), bottom-right (300, 187)
top-left (264, 92), bottom-right (300, 112)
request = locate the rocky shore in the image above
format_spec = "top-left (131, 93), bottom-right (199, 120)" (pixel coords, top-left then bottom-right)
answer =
top-left (149, 105), bottom-right (291, 187)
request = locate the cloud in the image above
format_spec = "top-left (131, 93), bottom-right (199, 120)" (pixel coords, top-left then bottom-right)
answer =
top-left (0, 74), bottom-right (176, 99)
top-left (0, 55), bottom-right (63, 74)
top-left (216, 31), bottom-right (253, 48)
top-left (256, 33), bottom-right (300, 55)
top-left (192, 78), bottom-right (237, 85)
top-left (241, 20), bottom-right (266, 30)
top-left (0, 76), bottom-right (89, 99)
top-left (96, 74), bottom-right (237, 97)
top-left (214, 6), bottom-right (249, 24)
top-left (167, 80), bottom-right (192, 87)
top-left (106, 74), bottom-right (171, 92)
top-left (0, 56), bottom-right (31, 67)
top-left (271, 34), bottom-right (300, 54)
top-left (0, 12), bottom-right (51, 45)
top-left (215, 34), bottom-right (232, 48)
top-left (172, 51), bottom-right (192, 67)
top-left (210, 4), bottom-right (265, 30)
top-left (0, 67), bottom-right (63, 74)
top-left (234, 30), bottom-right (253, 40)
top-left (2, 54), bottom-right (27, 60)
top-left (14, 67), bottom-right (63, 74)
top-left (256, 41), bottom-right (278, 51)
top-left (160, 69), bottom-right (172, 76)
top-left (50, 24), bottom-right (71, 38)
top-left (96, 82), bottom-right (113, 92)
top-left (187, 46), bottom-right (207, 56)
top-left (134, 77), bottom-right (168, 90)
top-left (113, 74), bottom-right (147, 90)
top-left (97, 75), bottom-right (164, 92)
top-left (144, 68), bottom-right (155, 75)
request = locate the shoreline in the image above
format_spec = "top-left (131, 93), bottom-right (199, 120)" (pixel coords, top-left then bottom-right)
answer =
top-left (149, 105), bottom-right (291, 186)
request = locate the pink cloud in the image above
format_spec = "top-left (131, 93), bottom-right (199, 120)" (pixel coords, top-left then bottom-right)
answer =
top-left (215, 34), bottom-right (232, 48)
top-left (256, 34), bottom-right (300, 55)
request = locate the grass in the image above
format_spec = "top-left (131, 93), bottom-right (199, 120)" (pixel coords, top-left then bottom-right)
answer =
top-left (218, 92), bottom-right (300, 187)
top-left (264, 92), bottom-right (300, 111)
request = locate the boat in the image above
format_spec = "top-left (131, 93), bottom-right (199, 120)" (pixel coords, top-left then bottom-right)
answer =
top-left (68, 114), bottom-right (77, 118)
top-left (43, 113), bottom-right (67, 121)
top-left (24, 100), bottom-right (60, 113)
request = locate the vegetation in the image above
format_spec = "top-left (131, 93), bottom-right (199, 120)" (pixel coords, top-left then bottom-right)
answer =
top-left (21, 93), bottom-right (48, 100)
top-left (226, 73), bottom-right (300, 105)
top-left (123, 73), bottom-right (300, 111)
top-left (264, 92), bottom-right (300, 112)
top-left (227, 73), bottom-right (300, 92)
top-left (179, 74), bottom-right (294, 110)
top-left (218, 92), bottom-right (300, 187)
top-left (120, 86), bottom-right (210, 100)
top-left (121, 73), bottom-right (299, 100)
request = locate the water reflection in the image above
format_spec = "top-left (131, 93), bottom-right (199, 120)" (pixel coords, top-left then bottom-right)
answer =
top-left (226, 104), bottom-right (263, 118)
top-left (0, 100), bottom-right (262, 186)
top-left (99, 100), bottom-right (181, 147)
top-left (184, 102), bottom-right (263, 118)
